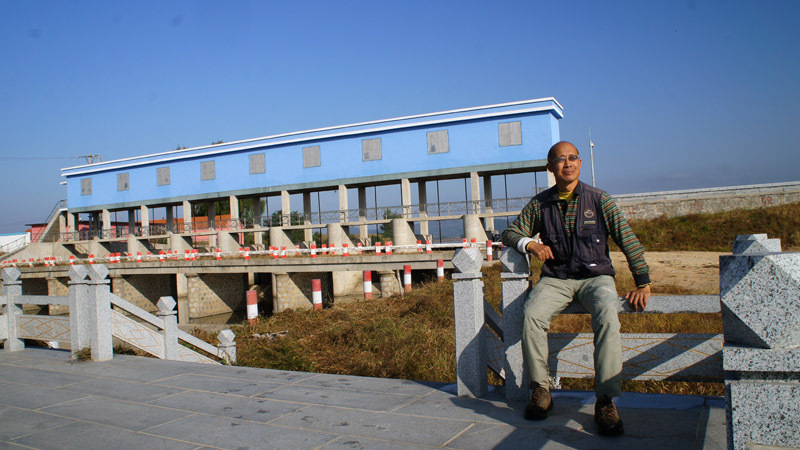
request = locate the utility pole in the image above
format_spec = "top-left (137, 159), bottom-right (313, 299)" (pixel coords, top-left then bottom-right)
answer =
top-left (589, 129), bottom-right (596, 187)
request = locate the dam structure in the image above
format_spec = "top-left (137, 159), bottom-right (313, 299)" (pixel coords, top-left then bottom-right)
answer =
top-left (8, 99), bottom-right (564, 320)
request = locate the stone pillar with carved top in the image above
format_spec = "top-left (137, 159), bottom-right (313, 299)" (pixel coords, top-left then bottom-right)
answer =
top-left (1, 268), bottom-right (24, 351)
top-left (500, 247), bottom-right (531, 401)
top-left (452, 247), bottom-right (487, 397)
top-left (86, 264), bottom-right (113, 361)
top-left (68, 265), bottom-right (91, 356)
top-left (157, 296), bottom-right (179, 361)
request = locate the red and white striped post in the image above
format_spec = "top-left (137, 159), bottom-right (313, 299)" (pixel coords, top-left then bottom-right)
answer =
top-left (416, 240), bottom-right (422, 252)
top-left (136, 252), bottom-right (142, 263)
top-left (310, 243), bottom-right (317, 258)
top-left (311, 279), bottom-right (322, 311)
top-left (386, 241), bottom-right (393, 255)
top-left (322, 244), bottom-right (328, 256)
top-left (272, 247), bottom-right (279, 259)
top-left (184, 250), bottom-right (190, 262)
top-left (68, 256), bottom-right (74, 266)
top-left (89, 254), bottom-right (95, 264)
top-left (357, 242), bottom-right (363, 254)
top-left (462, 238), bottom-right (468, 249)
top-left (159, 251), bottom-right (165, 263)
top-left (216, 248), bottom-right (222, 260)
top-left (363, 270), bottom-right (372, 299)
top-left (470, 238), bottom-right (477, 248)
top-left (146, 251), bottom-right (152, 261)
top-left (281, 246), bottom-right (287, 259)
top-left (246, 290), bottom-right (258, 325)
top-left (192, 249), bottom-right (198, 261)
top-left (375, 242), bottom-right (382, 255)
top-left (486, 240), bottom-right (493, 262)
top-left (403, 265), bottom-right (412, 293)
top-left (426, 239), bottom-right (432, 254)
top-left (437, 259), bottom-right (444, 282)
top-left (244, 247), bottom-right (250, 260)
top-left (342, 243), bottom-right (349, 257)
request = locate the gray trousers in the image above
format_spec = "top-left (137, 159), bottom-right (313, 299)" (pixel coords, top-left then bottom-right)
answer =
top-left (523, 275), bottom-right (622, 398)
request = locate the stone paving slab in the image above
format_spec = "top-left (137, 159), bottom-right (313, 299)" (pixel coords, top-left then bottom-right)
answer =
top-left (0, 348), bottom-right (726, 449)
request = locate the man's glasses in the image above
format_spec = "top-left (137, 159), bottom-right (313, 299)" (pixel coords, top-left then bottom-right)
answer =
top-left (549, 154), bottom-right (580, 165)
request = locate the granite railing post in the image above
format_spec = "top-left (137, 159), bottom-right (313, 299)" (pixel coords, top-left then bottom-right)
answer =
top-left (721, 233), bottom-right (799, 450)
top-left (68, 265), bottom-right (91, 356)
top-left (452, 247), bottom-right (487, 397)
top-left (1, 267), bottom-right (24, 352)
top-left (217, 329), bottom-right (237, 365)
top-left (499, 247), bottom-right (531, 401)
top-left (86, 264), bottom-right (113, 361)
top-left (157, 297), bottom-right (179, 361)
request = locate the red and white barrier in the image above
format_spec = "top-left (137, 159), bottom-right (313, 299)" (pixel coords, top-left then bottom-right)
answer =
top-left (244, 247), bottom-right (250, 260)
top-left (426, 239), bottom-right (432, 254)
top-left (184, 250), bottom-right (190, 262)
top-left (470, 238), bottom-right (477, 248)
top-left (403, 265), bottom-right (411, 293)
top-left (146, 251), bottom-right (152, 261)
top-left (342, 243), bottom-right (349, 257)
top-left (322, 244), bottom-right (328, 256)
top-left (462, 238), bottom-right (468, 249)
top-left (416, 240), bottom-right (422, 252)
top-left (159, 251), bottom-right (165, 262)
top-left (281, 246), bottom-right (287, 259)
top-left (310, 243), bottom-right (317, 258)
top-left (363, 271), bottom-right (372, 299)
top-left (136, 252), bottom-right (142, 263)
top-left (486, 240), bottom-right (493, 262)
top-left (386, 241), bottom-right (393, 255)
top-left (89, 254), bottom-right (95, 264)
top-left (312, 279), bottom-right (322, 311)
top-left (246, 290), bottom-right (258, 325)
top-left (272, 246), bottom-right (279, 259)
top-left (216, 248), bottom-right (222, 260)
top-left (437, 259), bottom-right (444, 281)
top-left (69, 256), bottom-right (75, 266)
top-left (192, 249), bottom-right (198, 261)
top-left (375, 242), bottom-right (382, 255)
top-left (357, 242), bottom-right (363, 254)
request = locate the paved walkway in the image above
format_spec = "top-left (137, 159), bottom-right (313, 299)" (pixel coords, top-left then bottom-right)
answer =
top-left (0, 348), bottom-right (725, 449)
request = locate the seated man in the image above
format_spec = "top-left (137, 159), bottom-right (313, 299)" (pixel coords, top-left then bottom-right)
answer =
top-left (501, 141), bottom-right (651, 436)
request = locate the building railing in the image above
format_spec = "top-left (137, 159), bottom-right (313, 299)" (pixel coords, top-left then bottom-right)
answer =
top-left (0, 264), bottom-right (235, 364)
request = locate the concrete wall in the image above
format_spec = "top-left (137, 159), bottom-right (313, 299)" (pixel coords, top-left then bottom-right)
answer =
top-left (111, 274), bottom-right (174, 313)
top-left (187, 273), bottom-right (246, 318)
top-left (273, 272), bottom-right (331, 313)
top-left (616, 181), bottom-right (800, 220)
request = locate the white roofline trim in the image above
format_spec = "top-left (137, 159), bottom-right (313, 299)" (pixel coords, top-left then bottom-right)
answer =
top-left (62, 103), bottom-right (563, 177)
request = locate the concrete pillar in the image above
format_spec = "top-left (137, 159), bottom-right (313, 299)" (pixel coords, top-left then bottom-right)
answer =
top-left (128, 209), bottom-right (136, 235)
top-left (101, 209), bottom-right (111, 232)
top-left (418, 181), bottom-right (429, 236)
top-left (207, 201), bottom-right (216, 230)
top-left (182, 201), bottom-right (192, 233)
top-left (140, 205), bottom-right (150, 234)
top-left (378, 270), bottom-right (401, 298)
top-left (166, 206), bottom-right (174, 233)
top-left (280, 190), bottom-right (291, 226)
top-left (216, 231), bottom-right (240, 253)
top-left (401, 178), bottom-right (412, 218)
top-left (500, 248), bottom-right (531, 401)
top-left (470, 172), bottom-right (481, 215)
top-left (57, 212), bottom-right (67, 237)
top-left (67, 212), bottom-right (76, 235)
top-left (269, 227), bottom-right (294, 249)
top-left (463, 214), bottom-right (488, 242)
top-left (169, 232), bottom-right (193, 253)
top-left (358, 187), bottom-right (368, 239)
top-left (229, 195), bottom-right (239, 224)
top-left (483, 176), bottom-right (495, 233)
top-left (126, 234), bottom-right (148, 257)
top-left (327, 223), bottom-right (354, 254)
top-left (252, 197), bottom-right (264, 246)
top-left (303, 192), bottom-right (313, 242)
top-left (338, 185), bottom-right (349, 223)
top-left (452, 248), bottom-right (488, 397)
top-left (176, 273), bottom-right (190, 324)
top-left (391, 218), bottom-right (417, 251)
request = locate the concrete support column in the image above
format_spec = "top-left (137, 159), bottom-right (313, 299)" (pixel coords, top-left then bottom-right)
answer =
top-left (452, 248), bottom-right (487, 397)
top-left (229, 195), bottom-right (239, 224)
top-left (166, 207), bottom-right (174, 233)
top-left (128, 209), bottom-right (136, 235)
top-left (391, 218), bottom-right (417, 251)
top-left (176, 273), bottom-right (190, 324)
top-left (338, 185), bottom-right (349, 223)
top-left (281, 191), bottom-right (291, 226)
top-left (470, 172), bottom-right (481, 215)
top-left (140, 205), bottom-right (150, 235)
top-left (67, 212), bottom-right (76, 234)
top-left (358, 187), bottom-right (368, 240)
top-left (182, 201), bottom-right (192, 233)
top-left (378, 270), bottom-right (401, 298)
top-left (463, 214), bottom-right (488, 242)
top-left (207, 201), bottom-right (216, 230)
top-left (418, 181), bottom-right (429, 236)
top-left (252, 197), bottom-right (264, 246)
top-left (101, 209), bottom-right (111, 233)
top-left (401, 178), bottom-right (412, 218)
top-left (327, 223), bottom-right (354, 254)
top-left (57, 212), bottom-right (67, 238)
top-left (500, 248), bottom-right (532, 401)
top-left (303, 192), bottom-right (313, 242)
top-left (483, 175), bottom-right (495, 233)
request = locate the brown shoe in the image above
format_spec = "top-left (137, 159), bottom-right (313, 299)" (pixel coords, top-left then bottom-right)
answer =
top-left (524, 385), bottom-right (553, 420)
top-left (595, 395), bottom-right (624, 436)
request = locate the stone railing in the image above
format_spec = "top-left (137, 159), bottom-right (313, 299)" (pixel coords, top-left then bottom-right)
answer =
top-left (0, 264), bottom-right (235, 365)
top-left (452, 234), bottom-right (799, 450)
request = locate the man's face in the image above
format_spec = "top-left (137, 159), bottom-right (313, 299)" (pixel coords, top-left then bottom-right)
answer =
top-left (547, 144), bottom-right (582, 185)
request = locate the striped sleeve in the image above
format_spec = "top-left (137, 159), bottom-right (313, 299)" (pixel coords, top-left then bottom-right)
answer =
top-left (600, 192), bottom-right (651, 287)
top-left (501, 197), bottom-right (542, 253)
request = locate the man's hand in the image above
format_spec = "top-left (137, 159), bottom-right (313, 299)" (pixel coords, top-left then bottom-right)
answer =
top-left (625, 285), bottom-right (651, 312)
top-left (526, 241), bottom-right (554, 261)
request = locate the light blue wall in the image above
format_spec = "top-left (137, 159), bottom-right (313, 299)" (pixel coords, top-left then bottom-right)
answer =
top-left (64, 99), bottom-right (562, 212)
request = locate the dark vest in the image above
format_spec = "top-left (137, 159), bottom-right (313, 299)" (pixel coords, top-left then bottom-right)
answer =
top-left (536, 182), bottom-right (615, 280)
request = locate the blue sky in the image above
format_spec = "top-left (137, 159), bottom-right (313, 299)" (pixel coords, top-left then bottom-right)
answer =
top-left (1, 0), bottom-right (799, 233)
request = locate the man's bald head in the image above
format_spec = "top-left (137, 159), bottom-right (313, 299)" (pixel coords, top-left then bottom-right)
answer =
top-left (547, 141), bottom-right (579, 162)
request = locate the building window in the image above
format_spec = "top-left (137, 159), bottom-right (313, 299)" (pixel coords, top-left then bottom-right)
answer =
top-left (250, 153), bottom-right (265, 174)
top-left (498, 121), bottom-right (522, 147)
top-left (157, 167), bottom-right (170, 186)
top-left (362, 138), bottom-right (382, 161)
top-left (201, 161), bottom-right (216, 181)
top-left (117, 173), bottom-right (129, 191)
top-left (303, 145), bottom-right (321, 168)
top-left (427, 130), bottom-right (449, 154)
top-left (80, 178), bottom-right (92, 196)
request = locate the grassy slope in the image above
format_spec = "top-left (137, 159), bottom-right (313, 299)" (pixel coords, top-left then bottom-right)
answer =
top-left (195, 203), bottom-right (799, 396)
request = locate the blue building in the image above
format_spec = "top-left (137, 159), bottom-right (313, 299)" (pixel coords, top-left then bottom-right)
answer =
top-left (60, 97), bottom-right (562, 245)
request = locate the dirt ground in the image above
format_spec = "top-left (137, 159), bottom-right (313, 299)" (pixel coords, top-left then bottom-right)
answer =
top-left (610, 251), bottom-right (725, 294)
